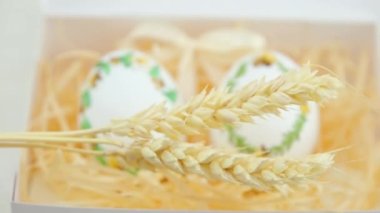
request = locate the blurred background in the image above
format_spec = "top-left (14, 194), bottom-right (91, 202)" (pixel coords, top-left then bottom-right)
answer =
top-left (0, 0), bottom-right (40, 212)
top-left (0, 0), bottom-right (379, 212)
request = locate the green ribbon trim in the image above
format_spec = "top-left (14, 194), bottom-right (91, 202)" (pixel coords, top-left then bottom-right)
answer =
top-left (163, 89), bottom-right (177, 103)
top-left (80, 116), bottom-right (91, 129)
top-left (81, 90), bottom-right (91, 108)
top-left (96, 61), bottom-right (111, 74)
top-left (225, 125), bottom-right (255, 153)
top-left (120, 53), bottom-right (133, 67)
top-left (226, 62), bottom-right (247, 92)
top-left (94, 144), bottom-right (107, 166)
top-left (80, 116), bottom-right (108, 165)
top-left (276, 61), bottom-right (288, 73)
top-left (125, 167), bottom-right (140, 176)
top-left (234, 63), bottom-right (248, 78)
top-left (270, 112), bottom-right (307, 155)
top-left (149, 65), bottom-right (160, 78)
top-left (80, 51), bottom-right (179, 171)
top-left (224, 55), bottom-right (309, 155)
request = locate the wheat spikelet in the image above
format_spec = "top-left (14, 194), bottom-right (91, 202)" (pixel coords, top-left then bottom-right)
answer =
top-left (110, 138), bottom-right (334, 193)
top-left (0, 66), bottom-right (341, 193)
top-left (110, 66), bottom-right (342, 139)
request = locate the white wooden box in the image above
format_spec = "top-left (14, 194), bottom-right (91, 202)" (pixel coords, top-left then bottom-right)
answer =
top-left (12, 0), bottom-right (379, 212)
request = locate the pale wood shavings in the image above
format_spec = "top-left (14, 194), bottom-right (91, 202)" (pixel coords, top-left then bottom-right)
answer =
top-left (19, 25), bottom-right (380, 211)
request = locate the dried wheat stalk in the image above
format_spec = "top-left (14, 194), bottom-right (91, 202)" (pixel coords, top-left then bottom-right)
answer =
top-left (110, 66), bottom-right (342, 139)
top-left (109, 137), bottom-right (334, 193)
top-left (11, 66), bottom-right (341, 142)
top-left (0, 66), bottom-right (342, 192)
top-left (0, 134), bottom-right (335, 193)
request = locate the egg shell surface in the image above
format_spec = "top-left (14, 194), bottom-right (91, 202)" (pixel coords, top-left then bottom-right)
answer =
top-left (79, 50), bottom-right (179, 156)
top-left (210, 52), bottom-right (319, 157)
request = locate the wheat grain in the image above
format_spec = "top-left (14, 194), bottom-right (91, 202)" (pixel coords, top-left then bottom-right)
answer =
top-left (0, 66), bottom-right (340, 193)
top-left (14, 67), bottom-right (341, 142)
top-left (111, 138), bottom-right (334, 193)
top-left (110, 66), bottom-right (342, 139)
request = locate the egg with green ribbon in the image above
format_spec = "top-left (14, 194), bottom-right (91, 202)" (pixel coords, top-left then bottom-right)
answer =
top-left (79, 50), bottom-right (179, 168)
top-left (210, 51), bottom-right (319, 157)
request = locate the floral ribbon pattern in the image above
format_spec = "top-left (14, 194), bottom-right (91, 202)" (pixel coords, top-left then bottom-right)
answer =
top-left (225, 52), bottom-right (309, 155)
top-left (79, 50), bottom-right (178, 170)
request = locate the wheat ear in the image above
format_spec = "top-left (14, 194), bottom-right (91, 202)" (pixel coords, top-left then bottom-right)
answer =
top-left (10, 66), bottom-right (341, 141)
top-left (110, 138), bottom-right (333, 193)
top-left (0, 66), bottom-right (340, 192)
top-left (110, 66), bottom-right (342, 139)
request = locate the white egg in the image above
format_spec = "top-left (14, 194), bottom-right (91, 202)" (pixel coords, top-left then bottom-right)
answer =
top-left (79, 50), bottom-right (179, 164)
top-left (210, 52), bottom-right (319, 157)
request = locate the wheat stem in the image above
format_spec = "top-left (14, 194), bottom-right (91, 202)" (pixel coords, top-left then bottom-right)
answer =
top-left (0, 142), bottom-right (106, 155)
top-left (0, 134), bottom-right (123, 147)
top-left (9, 127), bottom-right (110, 137)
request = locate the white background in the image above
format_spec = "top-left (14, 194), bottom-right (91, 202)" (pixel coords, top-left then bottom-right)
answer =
top-left (0, 0), bottom-right (379, 213)
top-left (0, 0), bottom-right (41, 212)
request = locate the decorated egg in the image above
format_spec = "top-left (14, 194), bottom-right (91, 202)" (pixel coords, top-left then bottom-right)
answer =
top-left (79, 50), bottom-right (179, 166)
top-left (210, 51), bottom-right (319, 157)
